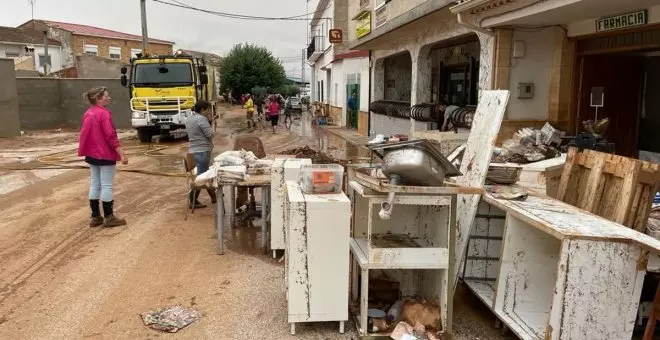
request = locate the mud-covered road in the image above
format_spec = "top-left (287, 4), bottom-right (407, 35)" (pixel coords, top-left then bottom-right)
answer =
top-left (0, 107), bottom-right (513, 340)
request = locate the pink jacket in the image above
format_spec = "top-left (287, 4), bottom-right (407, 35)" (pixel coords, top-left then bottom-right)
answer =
top-left (78, 105), bottom-right (121, 161)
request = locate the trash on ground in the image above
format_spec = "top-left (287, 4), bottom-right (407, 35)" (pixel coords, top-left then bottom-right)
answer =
top-left (141, 305), bottom-right (201, 333)
top-left (390, 320), bottom-right (440, 340)
top-left (486, 185), bottom-right (528, 200)
top-left (400, 299), bottom-right (441, 331)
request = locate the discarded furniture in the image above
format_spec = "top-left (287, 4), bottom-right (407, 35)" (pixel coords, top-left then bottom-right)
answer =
top-left (349, 170), bottom-right (483, 337)
top-left (285, 181), bottom-right (350, 335)
top-left (643, 282), bottom-right (660, 339)
top-left (270, 158), bottom-right (311, 258)
top-left (453, 90), bottom-right (510, 288)
top-left (557, 147), bottom-right (660, 231)
top-left (494, 155), bottom-right (566, 197)
top-left (214, 174), bottom-right (270, 255)
top-left (412, 130), bottom-right (470, 156)
top-left (462, 191), bottom-right (660, 340)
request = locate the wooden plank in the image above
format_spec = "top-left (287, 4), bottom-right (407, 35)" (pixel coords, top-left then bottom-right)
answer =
top-left (454, 90), bottom-right (510, 290)
top-left (630, 161), bottom-right (660, 231)
top-left (353, 171), bottom-right (484, 195)
top-left (556, 147), bottom-right (579, 203)
top-left (577, 150), bottom-right (606, 213)
top-left (613, 158), bottom-right (642, 225)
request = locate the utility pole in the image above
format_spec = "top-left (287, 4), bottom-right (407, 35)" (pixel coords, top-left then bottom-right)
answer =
top-left (43, 30), bottom-right (49, 74)
top-left (140, 0), bottom-right (149, 54)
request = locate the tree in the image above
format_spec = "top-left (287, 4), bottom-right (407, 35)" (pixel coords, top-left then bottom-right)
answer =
top-left (220, 44), bottom-right (286, 99)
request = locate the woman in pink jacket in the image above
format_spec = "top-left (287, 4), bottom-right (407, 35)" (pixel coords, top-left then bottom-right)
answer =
top-left (78, 87), bottom-right (128, 228)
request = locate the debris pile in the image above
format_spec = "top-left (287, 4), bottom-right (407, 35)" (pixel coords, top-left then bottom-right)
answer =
top-left (141, 305), bottom-right (201, 333)
top-left (493, 122), bottom-right (563, 164)
top-left (278, 145), bottom-right (346, 165)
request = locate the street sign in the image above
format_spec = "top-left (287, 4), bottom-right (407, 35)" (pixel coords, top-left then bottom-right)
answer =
top-left (596, 10), bottom-right (648, 32)
top-left (329, 28), bottom-right (343, 44)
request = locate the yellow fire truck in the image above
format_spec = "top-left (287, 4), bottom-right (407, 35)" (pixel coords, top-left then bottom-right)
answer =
top-left (120, 52), bottom-right (209, 143)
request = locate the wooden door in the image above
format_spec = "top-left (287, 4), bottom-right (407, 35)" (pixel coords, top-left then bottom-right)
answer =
top-left (577, 55), bottom-right (645, 157)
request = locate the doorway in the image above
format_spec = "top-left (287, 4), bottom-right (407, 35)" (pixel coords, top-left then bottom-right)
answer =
top-left (577, 54), bottom-right (645, 157)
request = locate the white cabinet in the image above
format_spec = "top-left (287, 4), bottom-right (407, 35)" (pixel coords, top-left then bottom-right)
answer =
top-left (348, 180), bottom-right (458, 336)
top-left (462, 194), bottom-right (660, 340)
top-left (285, 181), bottom-right (351, 335)
top-left (270, 158), bottom-right (311, 257)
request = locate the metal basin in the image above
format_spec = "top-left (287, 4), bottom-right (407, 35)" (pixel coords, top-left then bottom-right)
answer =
top-left (382, 148), bottom-right (445, 186)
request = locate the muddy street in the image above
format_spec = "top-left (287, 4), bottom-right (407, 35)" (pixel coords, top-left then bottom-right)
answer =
top-left (0, 107), bottom-right (511, 340)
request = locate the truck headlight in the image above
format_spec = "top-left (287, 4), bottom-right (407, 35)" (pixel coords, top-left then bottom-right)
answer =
top-left (132, 112), bottom-right (146, 119)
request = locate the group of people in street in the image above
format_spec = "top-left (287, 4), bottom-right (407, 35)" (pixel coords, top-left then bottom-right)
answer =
top-left (242, 93), bottom-right (294, 133)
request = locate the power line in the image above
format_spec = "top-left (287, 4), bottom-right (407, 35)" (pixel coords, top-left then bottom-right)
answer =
top-left (153, 0), bottom-right (331, 21)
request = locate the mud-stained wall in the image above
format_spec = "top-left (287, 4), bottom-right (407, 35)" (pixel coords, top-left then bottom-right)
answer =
top-left (371, 9), bottom-right (494, 105)
top-left (383, 52), bottom-right (412, 102)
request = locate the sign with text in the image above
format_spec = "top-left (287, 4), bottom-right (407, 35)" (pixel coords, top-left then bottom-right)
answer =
top-left (329, 28), bottom-right (343, 44)
top-left (356, 12), bottom-right (371, 39)
top-left (596, 10), bottom-right (648, 32)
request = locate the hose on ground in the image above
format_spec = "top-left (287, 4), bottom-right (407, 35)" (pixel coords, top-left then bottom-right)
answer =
top-left (1, 143), bottom-right (187, 178)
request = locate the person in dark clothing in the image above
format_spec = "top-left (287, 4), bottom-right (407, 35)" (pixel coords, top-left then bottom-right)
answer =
top-left (185, 100), bottom-right (217, 208)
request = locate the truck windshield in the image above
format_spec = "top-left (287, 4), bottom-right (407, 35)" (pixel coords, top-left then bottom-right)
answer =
top-left (133, 63), bottom-right (193, 86)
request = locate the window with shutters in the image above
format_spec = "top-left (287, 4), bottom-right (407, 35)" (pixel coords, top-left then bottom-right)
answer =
top-left (109, 47), bottom-right (121, 59)
top-left (375, 1), bottom-right (388, 28)
top-left (5, 52), bottom-right (20, 58)
top-left (84, 44), bottom-right (98, 56)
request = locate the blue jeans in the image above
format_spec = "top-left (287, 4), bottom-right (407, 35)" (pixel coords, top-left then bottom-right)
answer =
top-left (189, 151), bottom-right (211, 204)
top-left (89, 164), bottom-right (116, 202)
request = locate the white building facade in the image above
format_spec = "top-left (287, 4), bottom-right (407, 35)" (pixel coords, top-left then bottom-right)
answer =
top-left (308, 0), bottom-right (371, 133)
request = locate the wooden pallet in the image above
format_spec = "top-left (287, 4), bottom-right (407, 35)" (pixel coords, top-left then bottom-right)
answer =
top-left (556, 147), bottom-right (660, 231)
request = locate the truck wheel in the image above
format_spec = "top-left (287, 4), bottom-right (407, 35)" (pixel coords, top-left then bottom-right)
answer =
top-left (137, 129), bottom-right (152, 143)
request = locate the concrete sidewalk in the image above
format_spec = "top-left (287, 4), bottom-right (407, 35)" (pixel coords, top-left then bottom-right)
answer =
top-left (320, 126), bottom-right (369, 148)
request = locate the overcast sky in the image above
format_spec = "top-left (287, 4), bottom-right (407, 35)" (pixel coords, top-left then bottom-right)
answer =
top-left (1, 0), bottom-right (319, 80)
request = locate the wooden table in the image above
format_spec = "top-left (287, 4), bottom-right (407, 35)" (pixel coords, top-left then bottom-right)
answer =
top-left (215, 174), bottom-right (271, 255)
top-left (462, 190), bottom-right (660, 340)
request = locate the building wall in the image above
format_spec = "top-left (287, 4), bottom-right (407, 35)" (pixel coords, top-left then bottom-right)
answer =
top-left (568, 4), bottom-right (660, 37)
top-left (15, 78), bottom-right (131, 129)
top-left (0, 59), bottom-right (21, 137)
top-left (75, 54), bottom-right (123, 78)
top-left (0, 43), bottom-right (64, 73)
top-left (71, 35), bottom-right (172, 64)
top-left (343, 57), bottom-right (371, 112)
top-left (505, 29), bottom-right (555, 120)
top-left (383, 52), bottom-right (412, 101)
top-left (32, 45), bottom-right (63, 72)
top-left (640, 56), bottom-right (660, 152)
top-left (385, 0), bottom-right (429, 22)
top-left (20, 21), bottom-right (75, 69)
top-left (370, 112), bottom-right (436, 136)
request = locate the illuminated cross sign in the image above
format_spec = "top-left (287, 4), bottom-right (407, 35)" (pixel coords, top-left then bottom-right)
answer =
top-left (596, 10), bottom-right (648, 32)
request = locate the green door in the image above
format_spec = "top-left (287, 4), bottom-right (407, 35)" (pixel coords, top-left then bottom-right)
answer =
top-left (346, 84), bottom-right (360, 128)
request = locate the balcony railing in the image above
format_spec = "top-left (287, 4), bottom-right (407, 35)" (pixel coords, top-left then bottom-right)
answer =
top-left (306, 38), bottom-right (316, 60)
top-left (306, 35), bottom-right (325, 62)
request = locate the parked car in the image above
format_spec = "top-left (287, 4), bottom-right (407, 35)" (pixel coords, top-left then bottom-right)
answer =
top-left (286, 97), bottom-right (302, 112)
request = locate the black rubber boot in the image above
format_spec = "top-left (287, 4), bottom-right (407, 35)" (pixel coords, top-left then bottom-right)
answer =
top-left (206, 188), bottom-right (218, 204)
top-left (102, 201), bottom-right (127, 228)
top-left (188, 190), bottom-right (206, 209)
top-left (89, 199), bottom-right (103, 227)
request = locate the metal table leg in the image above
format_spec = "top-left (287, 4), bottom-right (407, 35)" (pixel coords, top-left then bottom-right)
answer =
top-left (261, 185), bottom-right (269, 253)
top-left (229, 185), bottom-right (236, 227)
top-left (216, 186), bottom-right (224, 255)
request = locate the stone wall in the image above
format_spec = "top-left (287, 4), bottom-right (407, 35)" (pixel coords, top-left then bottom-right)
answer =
top-left (15, 78), bottom-right (130, 130)
top-left (76, 54), bottom-right (123, 78)
top-left (0, 59), bottom-right (21, 137)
